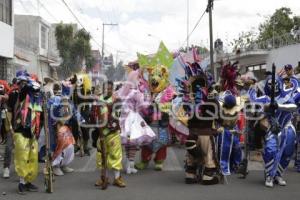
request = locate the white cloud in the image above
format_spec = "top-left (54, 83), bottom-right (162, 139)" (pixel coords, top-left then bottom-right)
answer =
top-left (14, 0), bottom-right (300, 62)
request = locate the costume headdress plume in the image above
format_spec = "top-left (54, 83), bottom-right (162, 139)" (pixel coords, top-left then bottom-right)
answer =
top-left (220, 61), bottom-right (238, 95)
top-left (176, 62), bottom-right (208, 104)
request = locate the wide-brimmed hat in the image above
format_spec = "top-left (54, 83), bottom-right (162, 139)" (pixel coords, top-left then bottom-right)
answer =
top-left (219, 92), bottom-right (245, 115)
top-left (235, 78), bottom-right (244, 87)
top-left (284, 64), bottom-right (293, 71)
top-left (16, 70), bottom-right (30, 81)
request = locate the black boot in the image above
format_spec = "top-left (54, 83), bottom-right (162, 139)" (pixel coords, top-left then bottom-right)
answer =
top-left (25, 183), bottom-right (38, 192)
top-left (237, 159), bottom-right (249, 178)
top-left (84, 149), bottom-right (91, 156)
top-left (83, 141), bottom-right (90, 156)
top-left (202, 168), bottom-right (219, 185)
top-left (185, 177), bottom-right (198, 184)
top-left (18, 183), bottom-right (26, 195)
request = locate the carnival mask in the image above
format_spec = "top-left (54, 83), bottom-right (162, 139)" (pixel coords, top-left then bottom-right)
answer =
top-left (147, 65), bottom-right (169, 93)
top-left (0, 84), bottom-right (5, 95)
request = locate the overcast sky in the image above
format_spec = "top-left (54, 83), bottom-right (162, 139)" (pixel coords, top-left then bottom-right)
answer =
top-left (15, 0), bottom-right (300, 62)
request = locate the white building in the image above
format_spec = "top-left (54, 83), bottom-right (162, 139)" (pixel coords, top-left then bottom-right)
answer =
top-left (0, 0), bottom-right (13, 80)
top-left (14, 15), bottom-right (59, 81)
top-left (212, 38), bottom-right (300, 81)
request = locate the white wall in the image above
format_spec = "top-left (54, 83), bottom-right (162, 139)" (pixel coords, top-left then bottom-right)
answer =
top-left (0, 22), bottom-right (14, 58)
top-left (267, 44), bottom-right (300, 71)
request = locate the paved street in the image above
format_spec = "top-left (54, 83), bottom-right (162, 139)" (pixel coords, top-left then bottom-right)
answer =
top-left (0, 146), bottom-right (300, 200)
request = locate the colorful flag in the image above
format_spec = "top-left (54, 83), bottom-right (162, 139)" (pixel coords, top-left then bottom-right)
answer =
top-left (153, 41), bottom-right (174, 68)
top-left (137, 41), bottom-right (174, 68)
top-left (137, 53), bottom-right (150, 67)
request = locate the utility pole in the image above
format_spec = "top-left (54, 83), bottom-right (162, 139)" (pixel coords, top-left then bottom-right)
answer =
top-left (207, 0), bottom-right (216, 81)
top-left (101, 23), bottom-right (118, 70)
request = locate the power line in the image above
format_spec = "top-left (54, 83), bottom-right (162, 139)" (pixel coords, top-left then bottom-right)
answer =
top-left (60, 0), bottom-right (102, 49)
top-left (60, 0), bottom-right (88, 32)
top-left (17, 0), bottom-right (32, 13)
top-left (181, 8), bottom-right (207, 48)
top-left (39, 0), bottom-right (59, 22)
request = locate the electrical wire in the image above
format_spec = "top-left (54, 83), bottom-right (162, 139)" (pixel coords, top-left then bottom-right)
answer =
top-left (181, 8), bottom-right (207, 48)
top-left (39, 0), bottom-right (60, 22)
top-left (60, 0), bottom-right (102, 49)
top-left (17, 0), bottom-right (32, 13)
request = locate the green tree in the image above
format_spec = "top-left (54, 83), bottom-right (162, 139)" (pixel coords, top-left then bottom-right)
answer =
top-left (105, 65), bottom-right (116, 81)
top-left (55, 23), bottom-right (93, 78)
top-left (179, 45), bottom-right (209, 55)
top-left (231, 30), bottom-right (257, 52)
top-left (113, 61), bottom-right (125, 81)
top-left (293, 16), bottom-right (300, 35)
top-left (55, 23), bottom-right (74, 77)
top-left (258, 7), bottom-right (294, 46)
top-left (71, 29), bottom-right (93, 71)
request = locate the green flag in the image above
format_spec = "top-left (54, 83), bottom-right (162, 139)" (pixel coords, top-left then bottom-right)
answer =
top-left (137, 53), bottom-right (149, 67)
top-left (137, 41), bottom-right (173, 68)
top-left (153, 41), bottom-right (174, 68)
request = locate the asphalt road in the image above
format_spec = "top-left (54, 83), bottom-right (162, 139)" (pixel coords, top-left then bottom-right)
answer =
top-left (0, 146), bottom-right (300, 200)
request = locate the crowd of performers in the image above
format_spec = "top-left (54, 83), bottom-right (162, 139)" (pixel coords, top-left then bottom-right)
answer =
top-left (1, 60), bottom-right (300, 194)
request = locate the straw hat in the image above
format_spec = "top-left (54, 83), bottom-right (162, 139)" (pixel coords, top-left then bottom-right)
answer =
top-left (235, 78), bottom-right (244, 87)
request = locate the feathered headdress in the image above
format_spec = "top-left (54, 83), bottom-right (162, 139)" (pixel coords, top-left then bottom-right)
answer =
top-left (220, 61), bottom-right (239, 95)
top-left (176, 62), bottom-right (208, 104)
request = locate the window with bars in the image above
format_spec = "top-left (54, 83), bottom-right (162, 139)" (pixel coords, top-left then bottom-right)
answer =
top-left (0, 0), bottom-right (12, 25)
top-left (0, 57), bottom-right (7, 80)
top-left (246, 64), bottom-right (267, 80)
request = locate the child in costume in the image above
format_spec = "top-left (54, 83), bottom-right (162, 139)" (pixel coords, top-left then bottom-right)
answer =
top-left (118, 70), bottom-right (155, 174)
top-left (51, 121), bottom-right (76, 175)
top-left (217, 91), bottom-right (244, 176)
top-left (47, 84), bottom-right (82, 176)
top-left (94, 81), bottom-right (125, 188)
top-left (216, 62), bottom-right (246, 176)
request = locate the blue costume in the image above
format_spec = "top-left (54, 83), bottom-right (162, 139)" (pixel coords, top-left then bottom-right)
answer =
top-left (248, 78), bottom-right (298, 186)
top-left (217, 92), bottom-right (243, 176)
top-left (292, 88), bottom-right (300, 172)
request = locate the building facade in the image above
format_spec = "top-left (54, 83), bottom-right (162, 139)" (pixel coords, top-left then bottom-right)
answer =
top-left (14, 15), bottom-right (59, 81)
top-left (211, 38), bottom-right (300, 81)
top-left (0, 0), bottom-right (13, 80)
